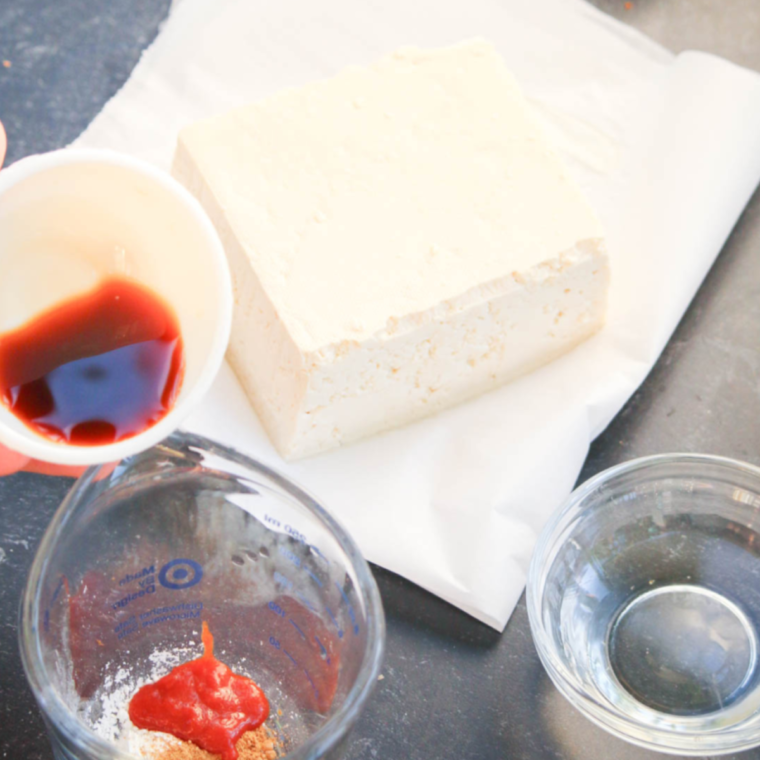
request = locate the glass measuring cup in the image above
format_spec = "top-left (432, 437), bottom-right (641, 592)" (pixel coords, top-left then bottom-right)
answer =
top-left (20, 431), bottom-right (385, 760)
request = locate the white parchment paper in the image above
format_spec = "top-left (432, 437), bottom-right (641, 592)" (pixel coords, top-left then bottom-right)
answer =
top-left (75, 0), bottom-right (760, 629)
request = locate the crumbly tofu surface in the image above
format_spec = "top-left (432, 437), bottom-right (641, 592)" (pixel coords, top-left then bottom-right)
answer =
top-left (174, 39), bottom-right (609, 459)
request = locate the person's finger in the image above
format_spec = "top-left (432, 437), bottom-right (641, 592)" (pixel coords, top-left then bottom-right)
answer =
top-left (0, 133), bottom-right (14, 469)
top-left (0, 440), bottom-right (118, 479)
top-left (0, 441), bottom-right (87, 477)
top-left (93, 460), bottom-right (119, 481)
top-left (24, 458), bottom-right (118, 479)
top-left (24, 459), bottom-right (90, 478)
top-left (0, 442), bottom-right (31, 476)
top-left (0, 122), bottom-right (115, 482)
top-left (0, 120), bottom-right (6, 168)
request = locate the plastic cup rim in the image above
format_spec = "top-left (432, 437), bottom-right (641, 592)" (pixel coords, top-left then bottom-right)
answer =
top-left (0, 148), bottom-right (233, 466)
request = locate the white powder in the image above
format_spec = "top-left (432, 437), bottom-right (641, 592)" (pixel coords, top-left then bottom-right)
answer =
top-left (81, 644), bottom-right (289, 759)
top-left (83, 646), bottom-right (196, 758)
top-left (117, 723), bottom-right (188, 759)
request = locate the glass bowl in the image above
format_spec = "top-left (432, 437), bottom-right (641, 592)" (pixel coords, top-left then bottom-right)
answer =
top-left (20, 431), bottom-right (385, 760)
top-left (527, 454), bottom-right (760, 755)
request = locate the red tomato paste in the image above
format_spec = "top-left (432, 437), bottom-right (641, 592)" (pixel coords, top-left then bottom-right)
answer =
top-left (129, 622), bottom-right (269, 760)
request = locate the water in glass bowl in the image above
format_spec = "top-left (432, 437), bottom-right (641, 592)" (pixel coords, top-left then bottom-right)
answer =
top-left (583, 512), bottom-right (760, 721)
top-left (532, 457), bottom-right (760, 752)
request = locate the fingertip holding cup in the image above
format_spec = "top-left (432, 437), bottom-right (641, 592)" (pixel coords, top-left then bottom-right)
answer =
top-left (0, 149), bottom-right (232, 466)
top-left (0, 121), bottom-right (7, 166)
top-left (0, 441), bottom-right (32, 476)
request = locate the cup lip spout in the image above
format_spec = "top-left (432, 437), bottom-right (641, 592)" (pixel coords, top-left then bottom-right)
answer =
top-left (19, 430), bottom-right (386, 760)
top-left (0, 148), bottom-right (233, 466)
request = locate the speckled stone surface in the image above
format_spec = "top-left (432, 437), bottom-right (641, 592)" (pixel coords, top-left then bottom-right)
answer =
top-left (0, 0), bottom-right (172, 163)
top-left (1, 2), bottom-right (759, 759)
top-left (593, 0), bottom-right (760, 71)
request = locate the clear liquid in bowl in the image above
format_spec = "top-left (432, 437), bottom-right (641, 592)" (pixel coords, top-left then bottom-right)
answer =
top-left (548, 497), bottom-right (760, 732)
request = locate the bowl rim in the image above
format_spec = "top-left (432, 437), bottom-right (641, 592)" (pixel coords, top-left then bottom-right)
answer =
top-left (19, 430), bottom-right (386, 760)
top-left (526, 452), bottom-right (760, 755)
top-left (0, 148), bottom-right (233, 466)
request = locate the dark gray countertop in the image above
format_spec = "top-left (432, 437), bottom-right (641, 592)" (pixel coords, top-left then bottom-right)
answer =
top-left (1, 2), bottom-right (759, 758)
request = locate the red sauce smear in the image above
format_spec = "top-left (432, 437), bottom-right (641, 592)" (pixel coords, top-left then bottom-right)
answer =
top-left (129, 622), bottom-right (270, 760)
top-left (0, 277), bottom-right (183, 445)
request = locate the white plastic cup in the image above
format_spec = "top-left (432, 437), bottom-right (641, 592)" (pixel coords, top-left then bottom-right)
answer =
top-left (0, 149), bottom-right (232, 465)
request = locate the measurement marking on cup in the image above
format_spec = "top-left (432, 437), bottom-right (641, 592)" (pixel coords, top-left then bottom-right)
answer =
top-left (306, 568), bottom-right (323, 588)
top-left (268, 601), bottom-right (286, 618)
top-left (269, 635), bottom-right (320, 700)
top-left (289, 619), bottom-right (307, 640)
top-left (335, 580), bottom-right (360, 635)
top-left (277, 546), bottom-right (325, 588)
top-left (296, 593), bottom-right (318, 612)
top-left (273, 571), bottom-right (293, 591)
top-left (269, 637), bottom-right (297, 666)
top-left (304, 668), bottom-right (319, 701)
top-left (325, 605), bottom-right (344, 639)
top-left (51, 576), bottom-right (66, 604)
top-left (44, 576), bottom-right (69, 632)
top-left (284, 524), bottom-right (307, 543)
top-left (309, 544), bottom-right (330, 565)
top-left (278, 546), bottom-right (301, 568)
top-left (315, 635), bottom-right (331, 665)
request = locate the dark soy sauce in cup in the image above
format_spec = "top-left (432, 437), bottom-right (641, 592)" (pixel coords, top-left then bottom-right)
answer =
top-left (0, 277), bottom-right (184, 446)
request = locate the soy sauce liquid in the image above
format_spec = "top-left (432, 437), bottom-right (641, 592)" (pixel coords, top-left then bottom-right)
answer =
top-left (0, 278), bottom-right (184, 446)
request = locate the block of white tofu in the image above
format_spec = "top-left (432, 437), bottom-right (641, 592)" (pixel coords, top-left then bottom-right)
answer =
top-left (173, 39), bottom-right (609, 460)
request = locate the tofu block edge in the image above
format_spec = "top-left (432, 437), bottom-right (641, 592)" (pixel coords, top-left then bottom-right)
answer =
top-left (172, 39), bottom-right (610, 460)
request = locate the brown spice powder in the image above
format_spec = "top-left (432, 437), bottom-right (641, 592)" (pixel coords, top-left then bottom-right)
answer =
top-left (153, 725), bottom-right (280, 760)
